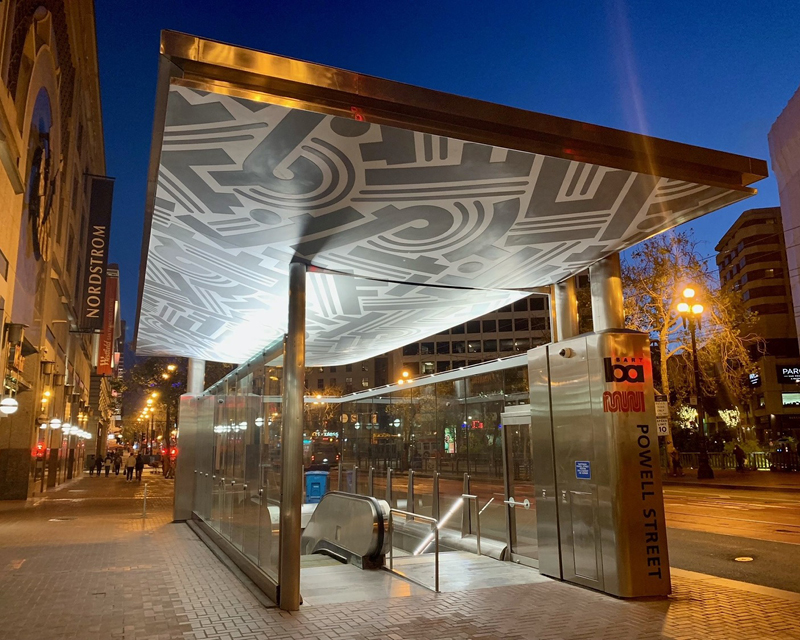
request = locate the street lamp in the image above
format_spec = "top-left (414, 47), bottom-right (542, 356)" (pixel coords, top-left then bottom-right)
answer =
top-left (677, 287), bottom-right (714, 480)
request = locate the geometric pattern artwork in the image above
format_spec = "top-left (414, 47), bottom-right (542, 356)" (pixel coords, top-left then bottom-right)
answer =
top-left (136, 85), bottom-right (752, 364)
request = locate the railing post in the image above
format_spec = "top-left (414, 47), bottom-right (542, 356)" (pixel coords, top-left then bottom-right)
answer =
top-left (368, 466), bottom-right (374, 496)
top-left (461, 473), bottom-right (470, 536)
top-left (432, 472), bottom-right (440, 521)
top-left (337, 462), bottom-right (343, 491)
top-left (407, 469), bottom-right (415, 514)
top-left (386, 468), bottom-right (393, 507)
top-left (353, 466), bottom-right (359, 494)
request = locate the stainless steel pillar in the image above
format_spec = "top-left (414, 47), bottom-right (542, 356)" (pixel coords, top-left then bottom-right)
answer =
top-left (589, 253), bottom-right (624, 331)
top-left (174, 359), bottom-right (205, 521)
top-left (187, 358), bottom-right (206, 394)
top-left (278, 262), bottom-right (306, 611)
top-left (554, 278), bottom-right (579, 340)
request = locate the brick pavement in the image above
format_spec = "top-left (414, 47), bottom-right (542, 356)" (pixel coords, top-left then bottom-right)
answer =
top-left (0, 473), bottom-right (798, 640)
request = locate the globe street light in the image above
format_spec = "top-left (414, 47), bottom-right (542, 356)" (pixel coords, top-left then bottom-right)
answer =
top-left (0, 397), bottom-right (19, 415)
top-left (677, 287), bottom-right (714, 480)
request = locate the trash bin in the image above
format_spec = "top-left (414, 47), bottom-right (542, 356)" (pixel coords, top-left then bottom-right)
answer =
top-left (304, 470), bottom-right (329, 503)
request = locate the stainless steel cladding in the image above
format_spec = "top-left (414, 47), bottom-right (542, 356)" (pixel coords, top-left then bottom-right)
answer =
top-left (528, 331), bottom-right (671, 598)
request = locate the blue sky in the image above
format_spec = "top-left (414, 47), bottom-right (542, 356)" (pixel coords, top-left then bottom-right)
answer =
top-left (95, 0), bottom-right (800, 335)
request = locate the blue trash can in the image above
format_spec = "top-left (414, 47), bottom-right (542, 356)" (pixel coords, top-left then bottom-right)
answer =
top-left (304, 470), bottom-right (329, 504)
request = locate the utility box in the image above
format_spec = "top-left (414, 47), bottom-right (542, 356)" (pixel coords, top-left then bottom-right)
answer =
top-left (304, 470), bottom-right (329, 504)
top-left (529, 331), bottom-right (671, 598)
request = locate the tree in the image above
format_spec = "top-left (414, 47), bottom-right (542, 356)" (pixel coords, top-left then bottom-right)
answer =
top-left (622, 231), bottom-right (762, 469)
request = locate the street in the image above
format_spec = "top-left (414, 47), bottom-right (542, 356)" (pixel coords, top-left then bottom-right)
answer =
top-left (663, 486), bottom-right (800, 592)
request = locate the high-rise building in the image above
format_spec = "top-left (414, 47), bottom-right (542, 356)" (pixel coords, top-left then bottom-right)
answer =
top-left (0, 1), bottom-right (115, 499)
top-left (715, 207), bottom-right (799, 441)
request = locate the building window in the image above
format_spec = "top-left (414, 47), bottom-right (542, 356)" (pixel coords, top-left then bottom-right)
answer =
top-left (345, 377), bottom-right (353, 392)
top-left (513, 299), bottom-right (528, 312)
top-left (317, 378), bottom-right (324, 389)
top-left (422, 361), bottom-right (435, 374)
top-left (483, 339), bottom-right (497, 352)
top-left (467, 341), bottom-right (482, 353)
top-left (0, 248), bottom-right (7, 280)
top-left (757, 394), bottom-right (765, 408)
top-left (404, 362), bottom-right (419, 375)
top-left (330, 366), bottom-right (337, 372)
top-left (437, 342), bottom-right (450, 355)
top-left (514, 318), bottom-right (529, 331)
top-left (514, 338), bottom-right (530, 352)
top-left (452, 341), bottom-right (466, 354)
top-left (499, 319), bottom-right (513, 332)
top-left (498, 304), bottom-right (513, 313)
top-left (782, 393), bottom-right (800, 408)
top-left (531, 317), bottom-right (546, 330)
top-left (466, 320), bottom-right (480, 333)
top-left (361, 378), bottom-right (370, 388)
top-left (482, 320), bottom-right (496, 333)
top-left (500, 339), bottom-right (514, 352)
top-left (403, 343), bottom-right (419, 356)
top-left (346, 364), bottom-right (353, 372)
top-left (436, 361), bottom-right (450, 373)
top-left (362, 363), bottom-right (369, 372)
top-left (453, 360), bottom-right (466, 369)
top-left (530, 297), bottom-right (545, 311)
top-left (420, 342), bottom-right (434, 355)
top-left (451, 324), bottom-right (465, 334)
top-left (765, 268), bottom-right (775, 278)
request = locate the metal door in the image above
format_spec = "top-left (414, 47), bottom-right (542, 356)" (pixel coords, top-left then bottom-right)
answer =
top-left (503, 419), bottom-right (538, 566)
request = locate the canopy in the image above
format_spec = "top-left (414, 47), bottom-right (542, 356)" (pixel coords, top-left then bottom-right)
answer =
top-left (135, 31), bottom-right (767, 365)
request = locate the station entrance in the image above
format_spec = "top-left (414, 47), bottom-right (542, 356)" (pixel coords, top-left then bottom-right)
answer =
top-left (134, 32), bottom-right (766, 609)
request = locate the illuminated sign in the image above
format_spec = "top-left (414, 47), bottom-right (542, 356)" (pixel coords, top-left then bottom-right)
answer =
top-left (749, 372), bottom-right (761, 387)
top-left (776, 365), bottom-right (800, 384)
top-left (604, 357), bottom-right (645, 384)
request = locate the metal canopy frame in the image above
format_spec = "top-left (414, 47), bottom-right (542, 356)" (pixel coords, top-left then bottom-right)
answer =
top-left (134, 31), bottom-right (768, 358)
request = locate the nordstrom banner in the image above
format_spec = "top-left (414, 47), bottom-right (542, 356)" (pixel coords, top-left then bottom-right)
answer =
top-left (80, 176), bottom-right (114, 330)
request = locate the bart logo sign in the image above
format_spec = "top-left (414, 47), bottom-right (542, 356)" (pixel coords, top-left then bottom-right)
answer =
top-left (604, 357), bottom-right (645, 384)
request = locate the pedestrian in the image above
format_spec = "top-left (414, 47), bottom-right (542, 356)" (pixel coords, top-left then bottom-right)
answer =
top-left (113, 453), bottom-right (121, 476)
top-left (135, 452), bottom-right (145, 482)
top-left (94, 455), bottom-right (103, 477)
top-left (104, 455), bottom-right (112, 477)
top-left (89, 455), bottom-right (95, 476)
top-left (670, 448), bottom-right (683, 477)
top-left (125, 451), bottom-right (136, 481)
top-left (733, 444), bottom-right (746, 472)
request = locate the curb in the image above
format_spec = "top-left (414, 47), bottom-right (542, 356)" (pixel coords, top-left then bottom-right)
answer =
top-left (663, 480), bottom-right (800, 493)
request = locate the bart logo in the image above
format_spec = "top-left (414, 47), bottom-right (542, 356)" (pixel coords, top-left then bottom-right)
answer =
top-left (604, 357), bottom-right (645, 384)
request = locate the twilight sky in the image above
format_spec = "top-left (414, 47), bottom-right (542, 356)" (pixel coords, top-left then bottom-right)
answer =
top-left (95, 0), bottom-right (800, 341)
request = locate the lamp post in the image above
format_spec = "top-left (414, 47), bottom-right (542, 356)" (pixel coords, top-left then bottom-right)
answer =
top-left (677, 287), bottom-right (714, 480)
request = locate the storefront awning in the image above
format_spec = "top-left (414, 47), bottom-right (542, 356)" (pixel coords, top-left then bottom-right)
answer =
top-left (134, 31), bottom-right (768, 365)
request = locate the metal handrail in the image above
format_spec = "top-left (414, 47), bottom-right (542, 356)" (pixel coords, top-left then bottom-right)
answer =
top-left (388, 508), bottom-right (439, 593)
top-left (461, 494), bottom-right (481, 556)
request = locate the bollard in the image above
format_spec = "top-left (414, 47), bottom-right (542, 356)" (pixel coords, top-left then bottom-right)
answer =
top-left (386, 468), bottom-right (393, 507)
top-left (142, 482), bottom-right (148, 518)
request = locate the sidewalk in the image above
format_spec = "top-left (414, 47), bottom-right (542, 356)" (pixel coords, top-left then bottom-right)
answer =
top-left (1, 474), bottom-right (799, 640)
top-left (663, 468), bottom-right (800, 492)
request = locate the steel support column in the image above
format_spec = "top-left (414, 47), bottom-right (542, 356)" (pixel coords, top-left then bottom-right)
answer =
top-left (187, 358), bottom-right (206, 395)
top-left (554, 278), bottom-right (579, 340)
top-left (589, 253), bottom-right (624, 331)
top-left (278, 262), bottom-right (306, 611)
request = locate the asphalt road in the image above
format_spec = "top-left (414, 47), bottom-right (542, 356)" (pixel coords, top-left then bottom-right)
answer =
top-left (663, 486), bottom-right (800, 593)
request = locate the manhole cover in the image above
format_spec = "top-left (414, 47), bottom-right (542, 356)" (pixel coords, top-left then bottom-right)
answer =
top-left (48, 517), bottom-right (76, 522)
top-left (734, 557), bottom-right (754, 562)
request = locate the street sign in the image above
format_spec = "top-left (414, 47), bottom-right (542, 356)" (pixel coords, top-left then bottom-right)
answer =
top-left (656, 417), bottom-right (669, 436)
top-left (654, 401), bottom-right (669, 418)
top-left (689, 395), bottom-right (698, 406)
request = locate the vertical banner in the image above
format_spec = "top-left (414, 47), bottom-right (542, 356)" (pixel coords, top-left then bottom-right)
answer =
top-left (80, 176), bottom-right (114, 330)
top-left (97, 267), bottom-right (118, 375)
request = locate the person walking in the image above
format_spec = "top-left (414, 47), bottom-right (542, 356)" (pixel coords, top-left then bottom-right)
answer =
top-left (104, 455), bottom-right (112, 477)
top-left (135, 452), bottom-right (145, 482)
top-left (733, 444), bottom-right (746, 473)
top-left (94, 455), bottom-right (103, 477)
top-left (670, 448), bottom-right (683, 477)
top-left (125, 451), bottom-right (136, 481)
top-left (113, 453), bottom-right (121, 476)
